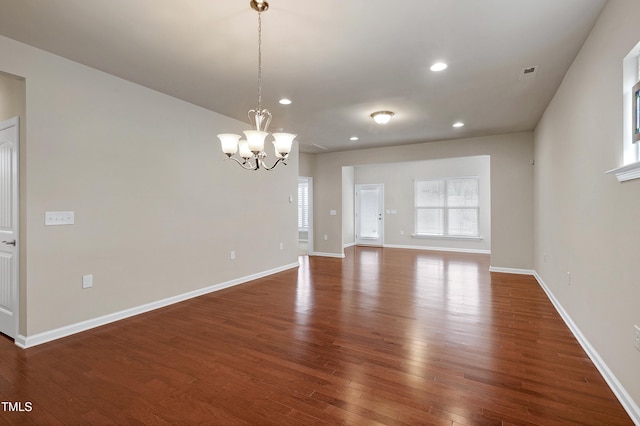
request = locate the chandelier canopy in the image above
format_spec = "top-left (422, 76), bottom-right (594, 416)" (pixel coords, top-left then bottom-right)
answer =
top-left (218, 0), bottom-right (296, 171)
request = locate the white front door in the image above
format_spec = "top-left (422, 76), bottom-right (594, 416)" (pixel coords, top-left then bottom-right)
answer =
top-left (355, 184), bottom-right (384, 246)
top-left (0, 117), bottom-right (19, 339)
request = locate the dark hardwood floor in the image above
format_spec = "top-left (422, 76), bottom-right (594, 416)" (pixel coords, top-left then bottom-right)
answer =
top-left (0, 247), bottom-right (633, 425)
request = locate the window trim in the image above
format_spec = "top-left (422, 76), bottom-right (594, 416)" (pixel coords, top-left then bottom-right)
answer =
top-left (411, 234), bottom-right (483, 241)
top-left (633, 80), bottom-right (640, 144)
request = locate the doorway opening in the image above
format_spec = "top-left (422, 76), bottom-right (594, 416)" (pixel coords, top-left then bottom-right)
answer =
top-left (0, 117), bottom-right (19, 340)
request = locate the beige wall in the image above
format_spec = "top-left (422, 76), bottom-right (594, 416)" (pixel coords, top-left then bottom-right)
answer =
top-left (0, 35), bottom-right (299, 337)
top-left (311, 132), bottom-right (534, 269)
top-left (353, 156), bottom-right (491, 252)
top-left (342, 166), bottom-right (354, 246)
top-left (298, 152), bottom-right (316, 178)
top-left (0, 72), bottom-right (24, 120)
top-left (534, 0), bottom-right (640, 410)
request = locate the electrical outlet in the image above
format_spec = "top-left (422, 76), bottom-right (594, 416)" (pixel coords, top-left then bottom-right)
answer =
top-left (279, 242), bottom-right (283, 250)
top-left (82, 274), bottom-right (93, 289)
top-left (567, 272), bottom-right (571, 286)
top-left (634, 325), bottom-right (640, 352)
top-left (230, 251), bottom-right (236, 260)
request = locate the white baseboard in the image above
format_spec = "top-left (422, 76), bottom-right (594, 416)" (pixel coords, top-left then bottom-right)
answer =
top-left (489, 266), bottom-right (535, 275)
top-left (343, 242), bottom-right (356, 249)
top-left (384, 243), bottom-right (490, 255)
top-left (15, 262), bottom-right (299, 349)
top-left (533, 272), bottom-right (640, 425)
top-left (310, 251), bottom-right (345, 258)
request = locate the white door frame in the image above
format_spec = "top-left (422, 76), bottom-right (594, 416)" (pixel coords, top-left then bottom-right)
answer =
top-left (0, 117), bottom-right (19, 339)
top-left (355, 183), bottom-right (384, 246)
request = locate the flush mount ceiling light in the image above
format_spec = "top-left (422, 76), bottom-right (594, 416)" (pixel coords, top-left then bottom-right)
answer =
top-left (371, 111), bottom-right (394, 125)
top-left (279, 98), bottom-right (292, 105)
top-left (430, 62), bottom-right (448, 72)
top-left (453, 121), bottom-right (465, 128)
top-left (217, 0), bottom-right (296, 171)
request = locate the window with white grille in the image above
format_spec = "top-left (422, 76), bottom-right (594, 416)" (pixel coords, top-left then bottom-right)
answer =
top-left (415, 177), bottom-right (479, 237)
top-left (298, 179), bottom-right (309, 231)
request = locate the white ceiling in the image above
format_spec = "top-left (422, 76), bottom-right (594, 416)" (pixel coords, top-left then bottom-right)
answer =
top-left (0, 0), bottom-right (607, 153)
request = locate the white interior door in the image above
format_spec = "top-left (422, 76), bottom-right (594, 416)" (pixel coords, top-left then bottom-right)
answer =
top-left (0, 117), bottom-right (18, 339)
top-left (355, 184), bottom-right (384, 246)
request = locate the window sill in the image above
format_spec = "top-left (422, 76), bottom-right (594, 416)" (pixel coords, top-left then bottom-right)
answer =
top-left (412, 234), bottom-right (483, 241)
top-left (606, 160), bottom-right (640, 182)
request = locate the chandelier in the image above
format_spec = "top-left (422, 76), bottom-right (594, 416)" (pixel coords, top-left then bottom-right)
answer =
top-left (217, 0), bottom-right (296, 171)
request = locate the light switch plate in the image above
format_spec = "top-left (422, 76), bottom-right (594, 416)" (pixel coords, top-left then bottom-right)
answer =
top-left (45, 211), bottom-right (75, 226)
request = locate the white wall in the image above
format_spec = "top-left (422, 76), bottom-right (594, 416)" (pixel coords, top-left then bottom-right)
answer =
top-left (311, 132), bottom-right (533, 269)
top-left (353, 156), bottom-right (491, 253)
top-left (534, 0), bottom-right (640, 416)
top-left (0, 35), bottom-right (299, 338)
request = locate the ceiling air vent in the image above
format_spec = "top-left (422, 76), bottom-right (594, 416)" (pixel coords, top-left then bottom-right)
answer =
top-left (519, 65), bottom-right (538, 80)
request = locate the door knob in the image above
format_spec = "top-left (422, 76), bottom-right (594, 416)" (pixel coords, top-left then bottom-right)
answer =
top-left (2, 240), bottom-right (16, 246)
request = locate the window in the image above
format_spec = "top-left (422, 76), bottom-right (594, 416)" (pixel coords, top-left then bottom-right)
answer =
top-left (298, 179), bottom-right (309, 231)
top-left (622, 45), bottom-right (640, 164)
top-left (608, 42), bottom-right (640, 181)
top-left (633, 80), bottom-right (640, 144)
top-left (414, 177), bottom-right (479, 237)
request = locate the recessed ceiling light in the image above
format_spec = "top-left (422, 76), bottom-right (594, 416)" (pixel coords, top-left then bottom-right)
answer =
top-left (430, 62), bottom-right (448, 72)
top-left (452, 121), bottom-right (464, 128)
top-left (279, 98), bottom-right (292, 105)
top-left (350, 136), bottom-right (359, 141)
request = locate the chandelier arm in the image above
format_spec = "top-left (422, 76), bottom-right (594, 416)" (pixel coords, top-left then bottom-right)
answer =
top-left (225, 155), bottom-right (259, 170)
top-left (260, 157), bottom-right (288, 171)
